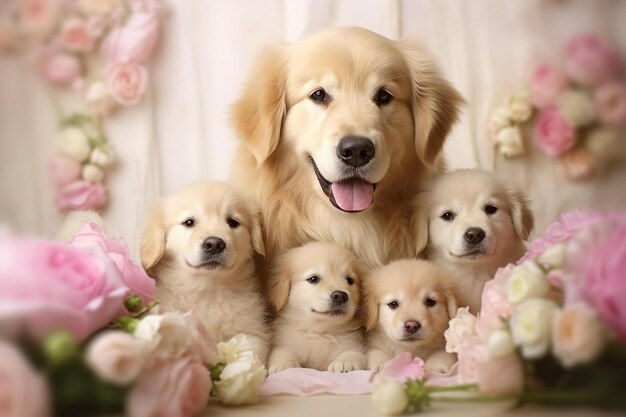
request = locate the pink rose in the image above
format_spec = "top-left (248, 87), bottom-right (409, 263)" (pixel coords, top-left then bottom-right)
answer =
top-left (476, 265), bottom-right (513, 340)
top-left (40, 52), bottom-right (82, 86)
top-left (534, 106), bottom-right (576, 157)
top-left (593, 82), bottom-right (626, 125)
top-left (530, 64), bottom-right (570, 108)
top-left (70, 222), bottom-right (156, 303)
top-left (0, 341), bottom-right (51, 417)
top-left (19, 0), bottom-right (61, 38)
top-left (0, 236), bottom-right (128, 341)
top-left (127, 356), bottom-right (212, 417)
top-left (456, 334), bottom-right (485, 384)
top-left (60, 18), bottom-right (95, 52)
top-left (103, 11), bottom-right (159, 64)
top-left (477, 354), bottom-right (524, 395)
top-left (559, 147), bottom-right (596, 181)
top-left (49, 153), bottom-right (82, 187)
top-left (565, 34), bottom-right (621, 86)
top-left (55, 180), bottom-right (107, 212)
top-left (378, 352), bottom-right (425, 383)
top-left (106, 63), bottom-right (148, 105)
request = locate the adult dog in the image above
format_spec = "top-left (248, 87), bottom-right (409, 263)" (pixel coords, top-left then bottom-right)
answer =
top-left (231, 27), bottom-right (462, 268)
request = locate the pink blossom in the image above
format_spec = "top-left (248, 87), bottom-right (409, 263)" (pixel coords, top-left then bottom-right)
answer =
top-left (60, 18), bottom-right (94, 52)
top-left (19, 0), bottom-right (61, 38)
top-left (559, 147), bottom-right (596, 181)
top-left (456, 334), bottom-right (485, 384)
top-left (378, 352), bottom-right (425, 383)
top-left (477, 354), bottom-right (524, 395)
top-left (565, 34), bottom-right (621, 86)
top-left (594, 82), bottom-right (626, 125)
top-left (70, 222), bottom-right (155, 303)
top-left (103, 11), bottom-right (159, 64)
top-left (183, 313), bottom-right (219, 367)
top-left (530, 64), bottom-right (570, 108)
top-left (0, 341), bottom-right (51, 417)
top-left (106, 63), bottom-right (148, 105)
top-left (49, 153), bottom-right (82, 187)
top-left (56, 180), bottom-right (107, 212)
top-left (40, 52), bottom-right (82, 86)
top-left (127, 356), bottom-right (212, 417)
top-left (0, 236), bottom-right (128, 342)
top-left (476, 265), bottom-right (513, 340)
top-left (534, 106), bottom-right (576, 157)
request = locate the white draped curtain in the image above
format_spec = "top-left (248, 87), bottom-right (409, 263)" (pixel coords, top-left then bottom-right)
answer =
top-left (1, 0), bottom-right (625, 258)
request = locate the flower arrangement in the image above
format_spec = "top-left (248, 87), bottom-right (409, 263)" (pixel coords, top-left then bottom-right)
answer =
top-left (489, 34), bottom-right (625, 181)
top-left (371, 210), bottom-right (626, 414)
top-left (0, 0), bottom-right (163, 212)
top-left (0, 223), bottom-right (267, 417)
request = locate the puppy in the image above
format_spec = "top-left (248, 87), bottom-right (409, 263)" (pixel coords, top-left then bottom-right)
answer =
top-left (140, 180), bottom-right (270, 362)
top-left (267, 242), bottom-right (366, 373)
top-left (364, 259), bottom-right (458, 373)
top-left (415, 169), bottom-right (534, 313)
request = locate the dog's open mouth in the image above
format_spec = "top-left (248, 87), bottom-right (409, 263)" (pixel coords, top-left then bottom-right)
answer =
top-left (308, 156), bottom-right (375, 213)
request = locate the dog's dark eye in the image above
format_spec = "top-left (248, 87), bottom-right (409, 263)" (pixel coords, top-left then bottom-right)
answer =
top-left (374, 88), bottom-right (393, 106)
top-left (307, 275), bottom-right (320, 284)
top-left (227, 218), bottom-right (240, 229)
top-left (346, 276), bottom-right (354, 285)
top-left (485, 205), bottom-right (498, 215)
top-left (440, 211), bottom-right (455, 221)
top-left (425, 298), bottom-right (437, 308)
top-left (387, 300), bottom-right (399, 310)
top-left (310, 88), bottom-right (329, 104)
top-left (182, 218), bottom-right (195, 228)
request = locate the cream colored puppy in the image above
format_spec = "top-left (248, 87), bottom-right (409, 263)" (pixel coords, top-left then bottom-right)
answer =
top-left (364, 259), bottom-right (458, 373)
top-left (415, 169), bottom-right (534, 313)
top-left (267, 242), bottom-right (366, 373)
top-left (140, 181), bottom-right (270, 362)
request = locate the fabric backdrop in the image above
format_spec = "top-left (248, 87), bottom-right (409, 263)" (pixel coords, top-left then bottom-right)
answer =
top-left (1, 0), bottom-right (625, 258)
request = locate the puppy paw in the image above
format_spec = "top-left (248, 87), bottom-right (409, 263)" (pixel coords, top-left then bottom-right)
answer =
top-left (267, 361), bottom-right (299, 374)
top-left (327, 360), bottom-right (359, 373)
top-left (424, 358), bottom-right (452, 374)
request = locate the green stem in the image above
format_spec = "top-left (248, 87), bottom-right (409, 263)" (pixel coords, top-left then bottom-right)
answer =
top-left (428, 384), bottom-right (477, 393)
top-left (432, 394), bottom-right (518, 404)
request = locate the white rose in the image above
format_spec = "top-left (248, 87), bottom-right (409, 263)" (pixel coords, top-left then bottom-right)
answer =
top-left (557, 90), bottom-right (595, 127)
top-left (552, 304), bottom-right (609, 368)
top-left (488, 106), bottom-right (512, 132)
top-left (217, 333), bottom-right (257, 363)
top-left (505, 92), bottom-right (533, 122)
top-left (86, 81), bottom-right (115, 117)
top-left (486, 329), bottom-right (515, 357)
top-left (585, 127), bottom-right (618, 162)
top-left (85, 331), bottom-right (146, 385)
top-left (79, 0), bottom-right (121, 14)
top-left (507, 261), bottom-right (550, 304)
top-left (90, 145), bottom-right (116, 167)
top-left (510, 298), bottom-right (558, 359)
top-left (371, 376), bottom-right (408, 416)
top-left (495, 126), bottom-right (525, 158)
top-left (82, 163), bottom-right (104, 182)
top-left (444, 306), bottom-right (477, 353)
top-left (58, 127), bottom-right (91, 162)
top-left (538, 243), bottom-right (568, 269)
top-left (134, 313), bottom-right (191, 360)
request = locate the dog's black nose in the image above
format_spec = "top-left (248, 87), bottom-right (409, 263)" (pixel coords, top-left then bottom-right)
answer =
top-left (464, 227), bottom-right (486, 245)
top-left (404, 320), bottom-right (421, 334)
top-left (330, 290), bottom-right (349, 305)
top-left (202, 237), bottom-right (226, 255)
top-left (336, 136), bottom-right (375, 168)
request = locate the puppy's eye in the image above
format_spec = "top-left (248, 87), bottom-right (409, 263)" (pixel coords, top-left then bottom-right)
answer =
top-left (440, 211), bottom-right (455, 221)
top-left (374, 88), bottom-right (393, 106)
top-left (310, 88), bottom-right (330, 104)
top-left (306, 275), bottom-right (320, 284)
top-left (227, 218), bottom-right (240, 229)
top-left (485, 205), bottom-right (498, 215)
top-left (425, 298), bottom-right (437, 308)
top-left (346, 276), bottom-right (354, 285)
top-left (387, 300), bottom-right (399, 310)
top-left (182, 218), bottom-right (195, 228)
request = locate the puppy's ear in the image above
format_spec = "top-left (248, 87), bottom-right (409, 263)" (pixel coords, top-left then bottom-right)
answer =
top-left (248, 202), bottom-right (266, 257)
top-left (140, 203), bottom-right (166, 276)
top-left (413, 192), bottom-right (430, 257)
top-left (446, 292), bottom-right (459, 320)
top-left (231, 44), bottom-right (288, 166)
top-left (267, 259), bottom-right (291, 312)
top-left (507, 187), bottom-right (534, 241)
top-left (396, 39), bottom-right (464, 170)
top-left (362, 279), bottom-right (380, 331)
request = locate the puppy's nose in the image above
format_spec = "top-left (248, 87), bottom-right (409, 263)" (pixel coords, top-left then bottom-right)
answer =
top-left (336, 136), bottom-right (375, 168)
top-left (464, 227), bottom-right (486, 245)
top-left (202, 237), bottom-right (226, 255)
top-left (404, 320), bottom-right (421, 334)
top-left (330, 290), bottom-right (349, 305)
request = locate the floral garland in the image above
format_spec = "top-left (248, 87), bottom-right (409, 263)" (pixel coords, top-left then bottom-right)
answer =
top-left (489, 34), bottom-right (626, 181)
top-left (0, 0), bottom-right (163, 212)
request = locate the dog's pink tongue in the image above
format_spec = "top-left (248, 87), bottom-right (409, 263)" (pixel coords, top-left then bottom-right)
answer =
top-left (331, 180), bottom-right (374, 212)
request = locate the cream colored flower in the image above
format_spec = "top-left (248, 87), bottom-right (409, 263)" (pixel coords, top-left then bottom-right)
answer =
top-left (58, 127), bottom-right (91, 162)
top-left (495, 126), bottom-right (525, 158)
top-left (538, 243), bottom-right (568, 269)
top-left (557, 90), bottom-right (595, 127)
top-left (86, 81), bottom-right (115, 117)
top-left (486, 329), bottom-right (515, 358)
top-left (507, 261), bottom-right (549, 304)
top-left (552, 304), bottom-right (609, 368)
top-left (82, 163), bottom-right (104, 182)
top-left (505, 92), bottom-right (533, 122)
top-left (90, 145), bottom-right (116, 167)
top-left (444, 307), bottom-right (477, 353)
top-left (134, 313), bottom-right (191, 360)
top-left (371, 376), bottom-right (408, 416)
top-left (85, 331), bottom-right (146, 385)
top-left (489, 106), bottom-right (512, 132)
top-left (510, 298), bottom-right (558, 359)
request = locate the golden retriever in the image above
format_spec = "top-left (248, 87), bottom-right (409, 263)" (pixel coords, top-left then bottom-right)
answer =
top-left (267, 241), bottom-right (366, 373)
top-left (364, 259), bottom-right (458, 373)
top-left (414, 169), bottom-right (534, 313)
top-left (230, 27), bottom-right (463, 269)
top-left (140, 180), bottom-right (270, 362)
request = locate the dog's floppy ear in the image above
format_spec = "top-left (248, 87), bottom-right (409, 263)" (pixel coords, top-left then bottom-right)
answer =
top-left (446, 292), bottom-right (459, 320)
top-left (246, 200), bottom-right (266, 257)
top-left (413, 191), bottom-right (430, 257)
top-left (231, 44), bottom-right (288, 166)
top-left (140, 203), bottom-right (166, 276)
top-left (267, 257), bottom-right (291, 312)
top-left (396, 39), bottom-right (464, 169)
top-left (362, 278), bottom-right (380, 331)
top-left (507, 187), bottom-right (534, 241)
